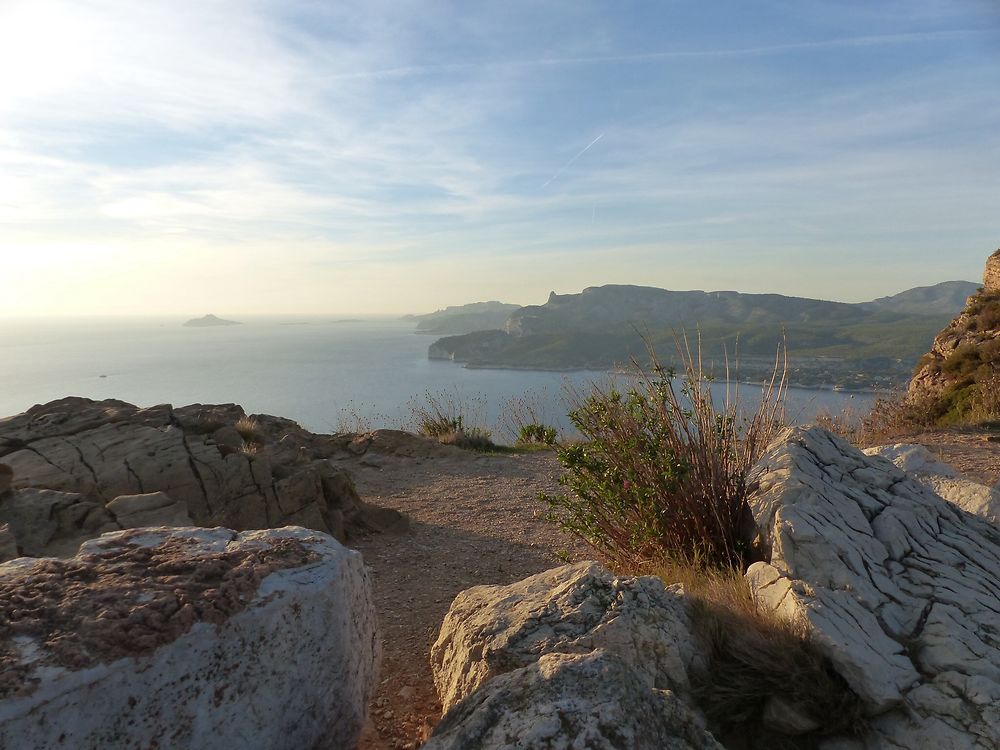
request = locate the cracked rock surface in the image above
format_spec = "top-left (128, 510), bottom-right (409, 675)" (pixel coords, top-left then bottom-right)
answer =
top-left (430, 561), bottom-right (699, 713)
top-left (0, 526), bottom-right (379, 750)
top-left (427, 561), bottom-right (718, 749)
top-left (747, 427), bottom-right (1000, 749)
top-left (0, 398), bottom-right (406, 557)
top-left (863, 443), bottom-right (999, 525)
top-left (424, 650), bottom-right (723, 750)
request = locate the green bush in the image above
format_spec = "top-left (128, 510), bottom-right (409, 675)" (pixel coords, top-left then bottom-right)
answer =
top-left (543, 342), bottom-right (787, 570)
top-left (517, 423), bottom-right (557, 445)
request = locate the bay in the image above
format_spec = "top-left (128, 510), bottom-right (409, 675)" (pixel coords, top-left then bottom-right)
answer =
top-left (0, 317), bottom-right (872, 437)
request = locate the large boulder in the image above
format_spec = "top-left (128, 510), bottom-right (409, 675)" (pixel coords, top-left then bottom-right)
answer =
top-left (0, 398), bottom-right (405, 556)
top-left (427, 562), bottom-right (720, 749)
top-left (747, 427), bottom-right (1000, 748)
top-left (0, 526), bottom-right (379, 750)
top-left (430, 561), bottom-right (699, 712)
top-left (863, 443), bottom-right (999, 524)
top-left (424, 651), bottom-right (723, 750)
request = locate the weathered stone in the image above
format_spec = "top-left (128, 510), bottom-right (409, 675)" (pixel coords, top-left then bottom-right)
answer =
top-left (0, 465), bottom-right (10, 496)
top-left (424, 651), bottom-right (723, 750)
top-left (0, 526), bottom-right (379, 750)
top-left (985, 248), bottom-right (1000, 292)
top-left (0, 488), bottom-right (91, 556)
top-left (0, 524), bottom-right (16, 562)
top-left (864, 443), bottom-right (999, 524)
top-left (0, 398), bottom-right (405, 555)
top-left (430, 561), bottom-right (698, 712)
top-left (106, 491), bottom-right (192, 529)
top-left (747, 426), bottom-right (1000, 746)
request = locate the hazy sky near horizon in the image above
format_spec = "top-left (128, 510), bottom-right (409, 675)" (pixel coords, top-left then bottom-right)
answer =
top-left (2, 1), bottom-right (999, 317)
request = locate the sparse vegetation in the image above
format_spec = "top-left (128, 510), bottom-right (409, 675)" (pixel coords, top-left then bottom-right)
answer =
top-left (517, 423), bottom-right (558, 446)
top-left (650, 561), bottom-right (866, 749)
top-left (235, 415), bottom-right (261, 445)
top-left (542, 339), bottom-right (787, 570)
top-left (409, 390), bottom-right (498, 452)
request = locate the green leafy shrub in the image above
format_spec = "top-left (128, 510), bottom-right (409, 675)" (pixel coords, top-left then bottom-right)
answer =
top-left (517, 423), bottom-right (557, 445)
top-left (543, 341), bottom-right (786, 570)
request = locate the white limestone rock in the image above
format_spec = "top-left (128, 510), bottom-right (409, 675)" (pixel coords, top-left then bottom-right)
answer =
top-left (863, 443), bottom-right (999, 524)
top-left (106, 491), bottom-right (192, 529)
top-left (748, 427), bottom-right (1000, 748)
top-left (0, 526), bottom-right (379, 750)
top-left (430, 561), bottom-right (699, 713)
top-left (0, 397), bottom-right (405, 554)
top-left (423, 650), bottom-right (723, 750)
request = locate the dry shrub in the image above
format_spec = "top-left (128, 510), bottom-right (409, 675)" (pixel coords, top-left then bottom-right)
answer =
top-left (409, 390), bottom-right (497, 452)
top-left (544, 338), bottom-right (787, 570)
top-left (652, 561), bottom-right (867, 749)
top-left (235, 416), bottom-right (261, 444)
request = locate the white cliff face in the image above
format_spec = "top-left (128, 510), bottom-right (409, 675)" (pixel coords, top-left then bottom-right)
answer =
top-left (747, 427), bottom-right (1000, 748)
top-left (0, 526), bottom-right (379, 750)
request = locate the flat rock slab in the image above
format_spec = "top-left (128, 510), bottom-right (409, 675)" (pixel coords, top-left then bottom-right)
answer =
top-left (748, 427), bottom-right (1000, 748)
top-left (0, 526), bottom-right (379, 750)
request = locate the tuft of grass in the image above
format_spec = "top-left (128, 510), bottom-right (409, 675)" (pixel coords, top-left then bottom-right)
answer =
top-left (650, 560), bottom-right (866, 749)
top-left (409, 390), bottom-right (498, 452)
top-left (542, 336), bottom-right (787, 570)
top-left (235, 416), bottom-right (261, 444)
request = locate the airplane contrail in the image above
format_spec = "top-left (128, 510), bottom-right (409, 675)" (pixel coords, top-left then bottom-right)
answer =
top-left (542, 132), bottom-right (605, 188)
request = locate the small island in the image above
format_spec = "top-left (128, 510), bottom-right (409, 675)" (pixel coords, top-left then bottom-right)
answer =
top-left (183, 314), bottom-right (243, 328)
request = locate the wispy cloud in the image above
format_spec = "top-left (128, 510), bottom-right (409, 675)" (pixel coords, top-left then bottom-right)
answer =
top-left (1, 0), bottom-right (998, 313)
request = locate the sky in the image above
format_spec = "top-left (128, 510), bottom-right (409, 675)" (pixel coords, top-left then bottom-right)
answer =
top-left (1, 0), bottom-right (999, 317)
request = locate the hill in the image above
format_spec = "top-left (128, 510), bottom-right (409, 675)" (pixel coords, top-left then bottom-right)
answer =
top-left (428, 281), bottom-right (977, 389)
top-left (405, 301), bottom-right (521, 335)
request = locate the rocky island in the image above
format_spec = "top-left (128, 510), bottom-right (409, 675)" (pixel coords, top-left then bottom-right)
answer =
top-left (183, 313), bottom-right (243, 327)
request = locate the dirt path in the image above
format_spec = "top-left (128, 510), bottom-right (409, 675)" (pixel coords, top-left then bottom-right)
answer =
top-left (344, 447), bottom-right (592, 750)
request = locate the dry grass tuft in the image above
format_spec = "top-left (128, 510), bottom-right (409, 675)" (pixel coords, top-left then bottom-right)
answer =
top-left (652, 560), bottom-right (867, 749)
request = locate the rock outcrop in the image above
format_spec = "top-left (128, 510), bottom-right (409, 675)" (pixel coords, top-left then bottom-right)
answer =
top-left (430, 561), bottom-right (699, 712)
top-left (864, 443), bottom-right (999, 524)
top-left (425, 651), bottom-right (722, 750)
top-left (0, 526), bottom-right (379, 750)
top-left (429, 427), bottom-right (1000, 748)
top-left (427, 562), bottom-right (718, 749)
top-left (747, 426), bottom-right (1000, 747)
top-left (907, 250), bottom-right (1000, 420)
top-left (0, 398), bottom-right (405, 557)
top-left (984, 248), bottom-right (1000, 293)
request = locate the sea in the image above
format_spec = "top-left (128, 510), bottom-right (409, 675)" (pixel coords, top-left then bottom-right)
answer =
top-left (0, 317), bottom-right (872, 438)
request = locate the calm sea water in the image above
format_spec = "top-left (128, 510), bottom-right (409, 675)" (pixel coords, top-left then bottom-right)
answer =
top-left (0, 317), bottom-right (871, 437)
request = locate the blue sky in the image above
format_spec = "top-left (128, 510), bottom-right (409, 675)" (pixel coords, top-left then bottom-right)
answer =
top-left (1, 0), bottom-right (998, 315)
